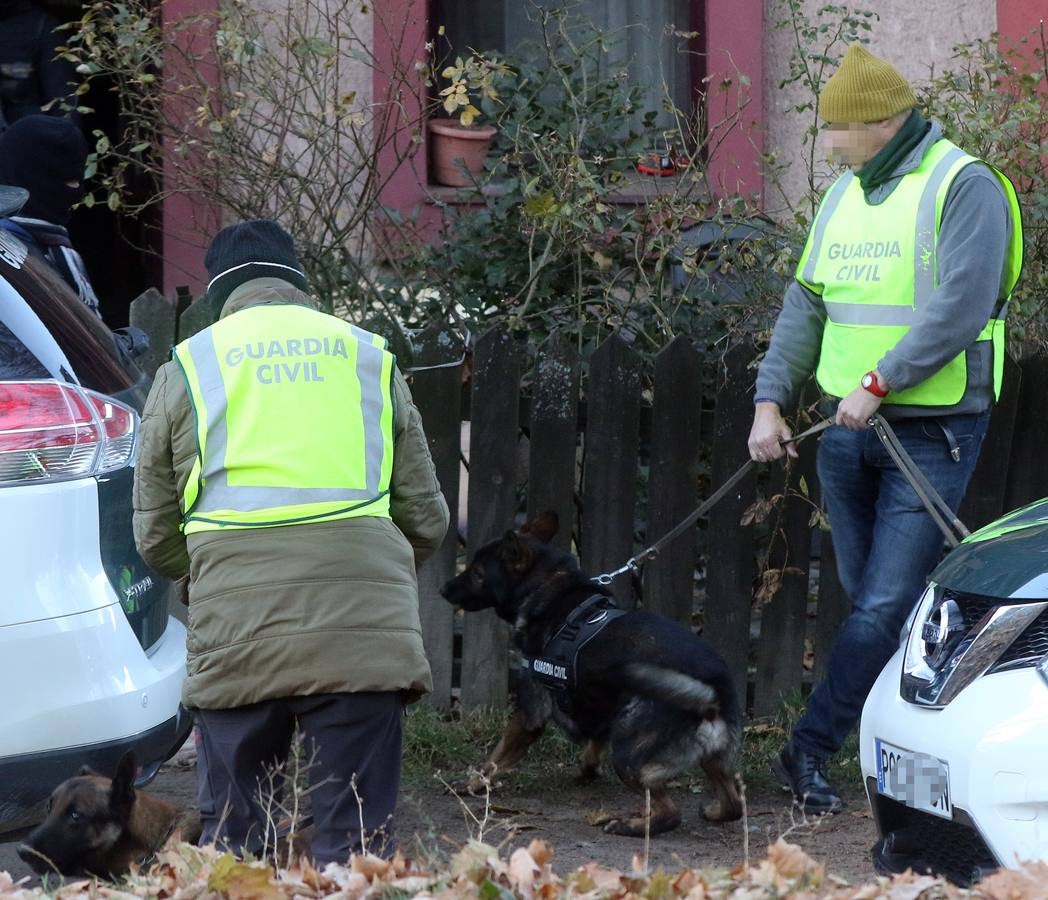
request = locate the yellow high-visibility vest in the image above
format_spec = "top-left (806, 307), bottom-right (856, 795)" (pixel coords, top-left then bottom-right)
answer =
top-left (172, 304), bottom-right (395, 533)
top-left (797, 138), bottom-right (1023, 405)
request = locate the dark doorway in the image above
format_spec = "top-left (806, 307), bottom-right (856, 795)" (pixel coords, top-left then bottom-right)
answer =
top-left (48, 0), bottom-right (162, 327)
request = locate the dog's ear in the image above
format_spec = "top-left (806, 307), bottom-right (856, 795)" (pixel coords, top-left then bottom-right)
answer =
top-left (109, 751), bottom-right (137, 817)
top-left (520, 510), bottom-right (559, 543)
top-left (499, 529), bottom-right (532, 572)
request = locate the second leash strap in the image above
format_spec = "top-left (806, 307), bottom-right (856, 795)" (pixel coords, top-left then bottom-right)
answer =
top-left (868, 413), bottom-right (970, 549)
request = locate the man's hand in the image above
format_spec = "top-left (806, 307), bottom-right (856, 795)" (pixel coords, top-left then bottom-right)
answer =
top-left (836, 387), bottom-right (882, 430)
top-left (748, 402), bottom-right (799, 463)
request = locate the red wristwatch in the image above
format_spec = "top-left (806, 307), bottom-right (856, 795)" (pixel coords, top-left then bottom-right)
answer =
top-left (861, 370), bottom-right (889, 398)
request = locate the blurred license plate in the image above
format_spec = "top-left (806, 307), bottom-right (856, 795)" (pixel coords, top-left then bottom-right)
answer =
top-left (875, 738), bottom-right (952, 820)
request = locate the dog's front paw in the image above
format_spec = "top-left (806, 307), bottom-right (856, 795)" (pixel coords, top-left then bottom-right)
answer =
top-left (598, 811), bottom-right (681, 836)
top-left (447, 763), bottom-right (499, 797)
top-left (701, 800), bottom-right (742, 823)
top-left (601, 817), bottom-right (637, 836)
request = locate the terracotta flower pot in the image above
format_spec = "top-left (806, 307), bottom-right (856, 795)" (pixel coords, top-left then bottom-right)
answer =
top-left (428, 119), bottom-right (497, 187)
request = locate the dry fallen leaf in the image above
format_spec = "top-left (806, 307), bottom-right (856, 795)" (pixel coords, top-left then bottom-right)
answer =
top-left (11, 829), bottom-right (1048, 900)
top-left (320, 864), bottom-right (369, 894)
top-left (527, 839), bottom-right (553, 868)
top-left (450, 839), bottom-right (505, 884)
top-left (206, 855), bottom-right (283, 900)
top-left (573, 861), bottom-right (626, 894)
top-left (879, 870), bottom-right (941, 900)
top-left (978, 862), bottom-right (1048, 900)
top-left (350, 853), bottom-right (390, 880)
top-left (509, 847), bottom-right (540, 896)
top-left (767, 837), bottom-right (822, 882)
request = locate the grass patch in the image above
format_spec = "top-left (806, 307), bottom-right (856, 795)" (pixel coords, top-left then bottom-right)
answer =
top-left (403, 704), bottom-right (578, 791)
top-left (740, 691), bottom-right (862, 791)
top-left (403, 694), bottom-right (862, 794)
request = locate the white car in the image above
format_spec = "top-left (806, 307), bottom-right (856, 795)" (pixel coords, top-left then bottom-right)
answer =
top-left (860, 500), bottom-right (1048, 885)
top-left (0, 202), bottom-right (189, 832)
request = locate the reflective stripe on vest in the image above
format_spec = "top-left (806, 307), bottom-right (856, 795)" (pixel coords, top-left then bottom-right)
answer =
top-left (173, 304), bottom-right (395, 532)
top-left (796, 138), bottom-right (1022, 405)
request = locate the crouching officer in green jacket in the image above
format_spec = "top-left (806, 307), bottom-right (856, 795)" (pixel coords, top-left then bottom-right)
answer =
top-left (133, 219), bottom-right (450, 863)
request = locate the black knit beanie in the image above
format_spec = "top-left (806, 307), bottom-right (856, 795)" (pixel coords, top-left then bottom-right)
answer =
top-left (0, 115), bottom-right (88, 226)
top-left (204, 219), bottom-right (309, 312)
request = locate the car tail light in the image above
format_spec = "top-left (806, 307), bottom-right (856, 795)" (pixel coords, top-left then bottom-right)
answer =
top-left (0, 380), bottom-right (138, 484)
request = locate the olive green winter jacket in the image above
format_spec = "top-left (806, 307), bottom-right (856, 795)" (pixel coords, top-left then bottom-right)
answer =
top-left (132, 278), bottom-right (449, 709)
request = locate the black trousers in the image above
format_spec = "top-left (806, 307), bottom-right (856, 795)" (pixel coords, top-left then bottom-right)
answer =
top-left (194, 692), bottom-right (403, 864)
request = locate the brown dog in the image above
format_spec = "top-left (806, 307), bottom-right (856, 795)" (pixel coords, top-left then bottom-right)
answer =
top-left (16, 752), bottom-right (201, 878)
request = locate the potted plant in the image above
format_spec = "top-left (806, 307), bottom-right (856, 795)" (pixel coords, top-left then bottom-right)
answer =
top-left (428, 52), bottom-right (513, 187)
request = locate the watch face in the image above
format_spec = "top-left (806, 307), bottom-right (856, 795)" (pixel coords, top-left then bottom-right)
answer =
top-left (862, 373), bottom-right (873, 388)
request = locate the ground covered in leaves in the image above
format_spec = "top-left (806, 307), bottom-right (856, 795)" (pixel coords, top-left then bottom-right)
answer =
top-left (9, 708), bottom-right (1037, 896)
top-left (3, 832), bottom-right (1047, 899)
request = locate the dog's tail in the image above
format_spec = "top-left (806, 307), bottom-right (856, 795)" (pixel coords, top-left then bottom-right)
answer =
top-left (622, 663), bottom-right (719, 716)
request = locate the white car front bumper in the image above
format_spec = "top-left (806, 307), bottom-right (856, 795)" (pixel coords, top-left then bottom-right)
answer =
top-left (860, 647), bottom-right (1048, 880)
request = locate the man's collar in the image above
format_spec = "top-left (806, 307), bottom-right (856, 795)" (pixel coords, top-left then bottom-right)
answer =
top-left (220, 277), bottom-right (319, 319)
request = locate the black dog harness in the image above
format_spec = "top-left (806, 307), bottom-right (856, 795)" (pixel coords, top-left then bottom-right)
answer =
top-left (522, 594), bottom-right (626, 693)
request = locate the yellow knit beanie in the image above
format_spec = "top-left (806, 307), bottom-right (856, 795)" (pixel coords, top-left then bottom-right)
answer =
top-left (818, 44), bottom-right (917, 123)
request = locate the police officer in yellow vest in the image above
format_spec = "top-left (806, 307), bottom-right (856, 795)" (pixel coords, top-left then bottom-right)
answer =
top-left (133, 220), bottom-right (450, 862)
top-left (748, 47), bottom-right (1022, 814)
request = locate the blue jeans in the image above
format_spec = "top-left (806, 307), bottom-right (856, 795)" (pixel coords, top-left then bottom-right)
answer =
top-left (791, 411), bottom-right (990, 759)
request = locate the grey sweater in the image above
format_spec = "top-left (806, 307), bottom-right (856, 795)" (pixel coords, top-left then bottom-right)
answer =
top-left (755, 123), bottom-right (1013, 419)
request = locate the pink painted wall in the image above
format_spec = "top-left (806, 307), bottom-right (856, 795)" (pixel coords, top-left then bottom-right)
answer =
top-left (373, 0), bottom-right (439, 241)
top-left (160, 0), bottom-right (220, 300)
top-left (704, 0), bottom-right (765, 204)
top-left (997, 0), bottom-right (1045, 63)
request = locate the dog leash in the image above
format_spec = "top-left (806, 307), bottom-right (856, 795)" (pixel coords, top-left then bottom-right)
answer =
top-left (592, 417), bottom-right (835, 586)
top-left (592, 413), bottom-right (970, 585)
top-left (868, 413), bottom-right (970, 548)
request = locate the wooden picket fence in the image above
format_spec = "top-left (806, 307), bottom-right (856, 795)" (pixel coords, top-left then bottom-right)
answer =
top-left (129, 289), bottom-right (1048, 719)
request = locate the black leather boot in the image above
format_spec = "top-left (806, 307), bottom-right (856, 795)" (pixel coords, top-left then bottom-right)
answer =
top-left (772, 743), bottom-right (844, 814)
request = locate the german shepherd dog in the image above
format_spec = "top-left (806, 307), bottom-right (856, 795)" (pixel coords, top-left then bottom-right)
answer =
top-left (17, 752), bottom-right (201, 878)
top-left (440, 512), bottom-right (743, 836)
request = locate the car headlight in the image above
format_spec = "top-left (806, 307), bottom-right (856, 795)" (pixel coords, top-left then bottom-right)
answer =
top-left (901, 585), bottom-right (1047, 708)
top-left (901, 583), bottom-right (950, 683)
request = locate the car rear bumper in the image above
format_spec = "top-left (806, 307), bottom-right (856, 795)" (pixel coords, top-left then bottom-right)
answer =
top-left (0, 609), bottom-right (187, 756)
top-left (860, 648), bottom-right (1048, 882)
top-left (0, 608), bottom-right (188, 831)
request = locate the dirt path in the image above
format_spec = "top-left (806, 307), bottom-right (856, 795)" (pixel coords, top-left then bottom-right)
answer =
top-left (0, 757), bottom-right (877, 886)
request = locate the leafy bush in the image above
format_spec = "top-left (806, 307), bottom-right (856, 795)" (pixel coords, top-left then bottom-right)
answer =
top-left (57, 0), bottom-right (428, 308)
top-left (918, 28), bottom-right (1048, 354)
top-left (396, 4), bottom-right (786, 361)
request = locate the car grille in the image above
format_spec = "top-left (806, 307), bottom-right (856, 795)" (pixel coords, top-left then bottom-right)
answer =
top-left (941, 589), bottom-right (1048, 673)
top-left (870, 787), bottom-right (999, 886)
top-left (996, 607), bottom-right (1048, 666)
top-left (942, 589), bottom-right (996, 631)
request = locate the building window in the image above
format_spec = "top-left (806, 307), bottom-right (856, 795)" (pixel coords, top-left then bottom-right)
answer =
top-left (431, 0), bottom-right (701, 128)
